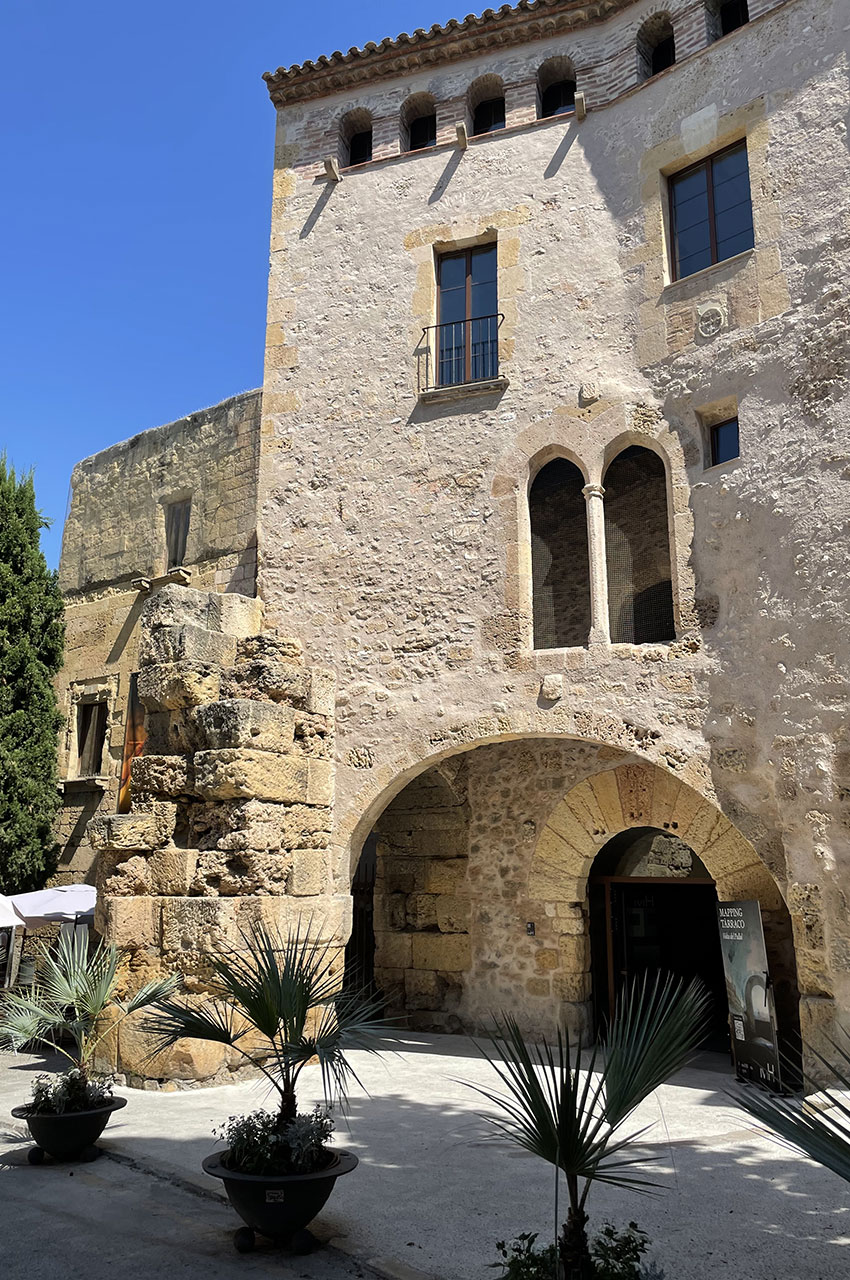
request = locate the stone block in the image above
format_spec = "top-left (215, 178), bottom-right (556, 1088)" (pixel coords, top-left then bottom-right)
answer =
top-left (132, 754), bottom-right (195, 798)
top-left (191, 848), bottom-right (290, 896)
top-left (534, 948), bottom-right (560, 973)
top-left (148, 846), bottom-right (198, 895)
top-left (233, 893), bottom-right (349, 944)
top-left (192, 699), bottom-right (296, 753)
top-left (117, 1010), bottom-right (229, 1082)
top-left (558, 934), bottom-right (590, 972)
top-left (714, 863), bottom-right (785, 913)
top-left (194, 748), bottom-right (308, 802)
top-left (101, 854), bottom-right (152, 897)
top-left (436, 895), bottom-right (471, 933)
top-left (556, 972), bottom-right (592, 1002)
top-left (138, 662), bottom-right (221, 711)
top-left (226, 656), bottom-right (309, 705)
top-left (99, 895), bottom-right (161, 949)
top-left (160, 896), bottom-right (235, 962)
top-left (404, 969), bottom-right (448, 1011)
top-left (289, 848), bottom-right (329, 897)
top-left (409, 828), bottom-right (467, 859)
top-left (422, 859), bottom-right (467, 894)
top-left (89, 802), bottom-right (177, 852)
top-left (139, 624), bottom-right (237, 668)
top-left (216, 594), bottom-right (263, 638)
top-left (144, 711), bottom-right (200, 755)
top-left (141, 585), bottom-right (219, 633)
top-left (411, 933), bottom-right (471, 972)
top-left (306, 667), bottom-right (336, 716)
top-left (406, 893), bottom-right (438, 931)
top-left (307, 758), bottom-right (335, 806)
top-left (374, 930), bottom-right (413, 970)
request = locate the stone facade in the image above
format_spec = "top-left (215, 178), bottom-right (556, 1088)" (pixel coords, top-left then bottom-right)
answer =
top-left (57, 0), bottom-right (850, 1083)
top-left (56, 391), bottom-right (260, 887)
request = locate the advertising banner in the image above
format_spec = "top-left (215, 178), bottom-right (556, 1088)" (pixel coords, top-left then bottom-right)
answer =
top-left (716, 900), bottom-right (782, 1090)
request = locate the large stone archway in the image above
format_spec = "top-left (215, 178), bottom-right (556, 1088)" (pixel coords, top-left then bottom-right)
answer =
top-left (529, 762), bottom-right (800, 1047)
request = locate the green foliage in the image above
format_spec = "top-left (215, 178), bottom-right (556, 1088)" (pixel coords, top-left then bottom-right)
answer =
top-left (591, 1222), bottom-right (650, 1279)
top-left (28, 1068), bottom-right (112, 1115)
top-left (0, 930), bottom-right (179, 1072)
top-left (491, 1224), bottom-right (660, 1280)
top-left (736, 1025), bottom-right (850, 1185)
top-left (471, 973), bottom-right (709, 1279)
top-left (0, 456), bottom-right (65, 893)
top-left (144, 917), bottom-right (394, 1125)
top-left (214, 1105), bottom-right (335, 1175)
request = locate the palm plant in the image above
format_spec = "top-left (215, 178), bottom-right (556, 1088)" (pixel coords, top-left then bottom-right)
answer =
top-left (0, 930), bottom-right (179, 1077)
top-left (471, 973), bottom-right (711, 1280)
top-left (735, 1026), bottom-right (850, 1184)
top-left (143, 917), bottom-right (391, 1128)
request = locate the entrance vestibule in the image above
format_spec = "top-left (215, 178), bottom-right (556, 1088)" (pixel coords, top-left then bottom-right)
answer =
top-left (589, 827), bottom-right (730, 1052)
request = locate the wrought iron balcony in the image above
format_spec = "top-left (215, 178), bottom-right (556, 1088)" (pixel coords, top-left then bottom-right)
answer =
top-left (418, 314), bottom-right (504, 394)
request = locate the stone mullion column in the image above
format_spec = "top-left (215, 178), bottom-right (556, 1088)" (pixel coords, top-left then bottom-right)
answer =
top-left (582, 483), bottom-right (610, 646)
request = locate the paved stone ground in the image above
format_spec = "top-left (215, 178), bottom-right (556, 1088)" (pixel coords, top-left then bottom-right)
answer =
top-left (2, 1035), bottom-right (848, 1279)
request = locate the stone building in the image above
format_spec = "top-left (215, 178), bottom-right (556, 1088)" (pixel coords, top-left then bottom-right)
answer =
top-left (57, 0), bottom-right (850, 1084)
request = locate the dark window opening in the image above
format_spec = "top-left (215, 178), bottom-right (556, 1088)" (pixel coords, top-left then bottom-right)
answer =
top-left (436, 244), bottom-right (499, 386)
top-left (165, 498), bottom-right (191, 570)
top-left (720, 0), bottom-right (749, 33)
top-left (409, 114), bottom-right (437, 150)
top-left (540, 79), bottom-right (576, 118)
top-left (670, 142), bottom-right (754, 280)
top-left (77, 701), bottom-right (108, 778)
top-left (530, 459), bottom-right (591, 649)
top-left (348, 129), bottom-right (373, 166)
top-left (651, 34), bottom-right (676, 75)
top-left (604, 446), bottom-right (675, 644)
top-left (710, 418), bottom-right (740, 466)
top-left (472, 97), bottom-right (505, 135)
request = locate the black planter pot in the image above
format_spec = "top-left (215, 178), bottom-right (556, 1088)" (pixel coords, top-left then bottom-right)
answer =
top-left (202, 1148), bottom-right (358, 1252)
top-left (11, 1096), bottom-right (127, 1163)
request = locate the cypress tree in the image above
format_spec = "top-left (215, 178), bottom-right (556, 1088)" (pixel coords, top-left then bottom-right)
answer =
top-left (0, 458), bottom-right (65, 893)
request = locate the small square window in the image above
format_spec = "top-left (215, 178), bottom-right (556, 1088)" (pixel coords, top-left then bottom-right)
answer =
top-left (711, 418), bottom-right (740, 466)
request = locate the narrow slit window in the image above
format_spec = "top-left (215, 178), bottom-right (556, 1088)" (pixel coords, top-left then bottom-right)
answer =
top-left (710, 418), bottom-right (740, 466)
top-left (720, 0), bottom-right (749, 33)
top-left (669, 142), bottom-right (754, 280)
top-left (166, 498), bottom-right (191, 569)
top-left (77, 701), bottom-right (108, 777)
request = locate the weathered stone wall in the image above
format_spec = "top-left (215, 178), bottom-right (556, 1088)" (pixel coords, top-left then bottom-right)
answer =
top-left (55, 391), bottom-right (261, 887)
top-left (89, 585), bottom-right (344, 1086)
top-left (259, 0), bottom-right (850, 1059)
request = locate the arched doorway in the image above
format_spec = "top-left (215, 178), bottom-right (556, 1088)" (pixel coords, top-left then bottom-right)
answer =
top-left (589, 827), bottom-right (729, 1050)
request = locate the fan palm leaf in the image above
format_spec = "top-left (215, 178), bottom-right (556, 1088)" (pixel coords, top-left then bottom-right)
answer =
top-left (736, 1026), bottom-right (850, 1184)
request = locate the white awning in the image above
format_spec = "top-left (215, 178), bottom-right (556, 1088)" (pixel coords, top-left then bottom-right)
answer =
top-left (0, 895), bottom-right (26, 929)
top-left (8, 884), bottom-right (96, 930)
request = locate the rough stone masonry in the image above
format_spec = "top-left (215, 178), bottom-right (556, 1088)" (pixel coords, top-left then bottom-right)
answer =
top-left (56, 0), bottom-right (850, 1084)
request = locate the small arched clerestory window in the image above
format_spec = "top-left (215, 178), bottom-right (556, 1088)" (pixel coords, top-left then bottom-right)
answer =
top-left (339, 107), bottom-right (373, 168)
top-left (468, 74), bottom-right (506, 136)
top-left (537, 56), bottom-right (577, 118)
top-left (637, 14), bottom-right (676, 81)
top-left (402, 92), bottom-right (437, 152)
top-left (603, 446), bottom-right (675, 644)
top-left (529, 458), bottom-right (591, 649)
top-left (706, 0), bottom-right (750, 39)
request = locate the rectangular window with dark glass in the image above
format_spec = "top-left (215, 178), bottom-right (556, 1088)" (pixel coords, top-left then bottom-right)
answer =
top-left (166, 498), bottom-right (191, 569)
top-left (710, 417), bottom-right (740, 466)
top-left (437, 245), bottom-right (499, 387)
top-left (77, 701), bottom-right (108, 777)
top-left (669, 142), bottom-right (754, 280)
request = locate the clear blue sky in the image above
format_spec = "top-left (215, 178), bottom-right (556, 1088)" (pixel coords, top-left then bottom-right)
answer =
top-left (2, 0), bottom-right (464, 569)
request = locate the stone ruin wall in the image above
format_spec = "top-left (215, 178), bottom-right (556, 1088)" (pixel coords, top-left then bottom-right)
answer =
top-left (88, 584), bottom-right (345, 1086)
top-left (55, 391), bottom-right (261, 889)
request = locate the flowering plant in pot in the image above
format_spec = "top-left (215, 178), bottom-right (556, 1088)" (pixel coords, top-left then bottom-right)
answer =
top-left (143, 917), bottom-right (392, 1253)
top-left (0, 930), bottom-right (178, 1162)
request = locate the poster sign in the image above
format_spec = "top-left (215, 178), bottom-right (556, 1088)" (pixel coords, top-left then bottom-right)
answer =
top-left (716, 901), bottom-right (782, 1090)
top-left (0, 927), bottom-right (16, 988)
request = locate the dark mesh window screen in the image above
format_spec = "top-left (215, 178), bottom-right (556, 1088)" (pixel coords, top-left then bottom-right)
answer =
top-left (530, 459), bottom-right (591, 649)
top-left (604, 447), bottom-right (675, 644)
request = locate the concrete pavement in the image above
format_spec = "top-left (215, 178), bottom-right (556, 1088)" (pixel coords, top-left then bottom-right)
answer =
top-left (2, 1035), bottom-right (848, 1279)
